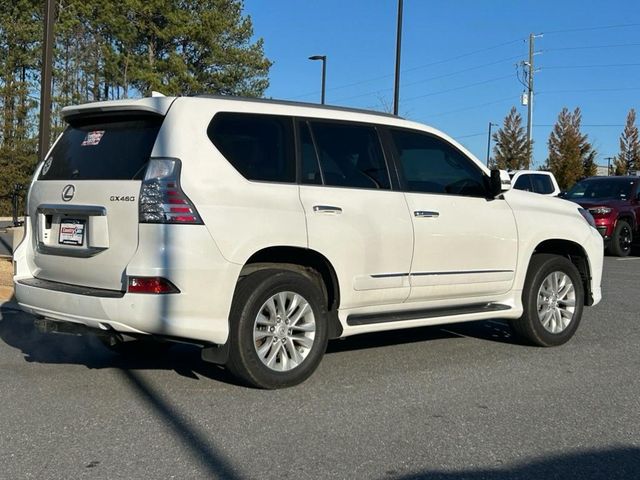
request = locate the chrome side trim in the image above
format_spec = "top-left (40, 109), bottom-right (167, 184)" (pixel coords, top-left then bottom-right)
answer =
top-left (410, 269), bottom-right (514, 277)
top-left (370, 269), bottom-right (514, 279)
top-left (370, 272), bottom-right (409, 279)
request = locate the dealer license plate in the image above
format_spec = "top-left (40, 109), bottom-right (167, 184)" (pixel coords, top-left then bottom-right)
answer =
top-left (58, 219), bottom-right (86, 246)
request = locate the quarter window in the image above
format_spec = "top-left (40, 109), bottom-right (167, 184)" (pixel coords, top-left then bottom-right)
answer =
top-left (207, 113), bottom-right (295, 183)
top-left (390, 129), bottom-right (487, 197)
top-left (309, 121), bottom-right (391, 190)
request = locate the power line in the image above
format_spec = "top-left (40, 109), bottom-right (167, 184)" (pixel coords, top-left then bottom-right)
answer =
top-left (402, 37), bottom-right (525, 74)
top-left (334, 55), bottom-right (521, 103)
top-left (543, 22), bottom-right (640, 35)
top-left (544, 63), bottom-right (640, 69)
top-left (426, 95), bottom-right (519, 118)
top-left (403, 74), bottom-right (513, 102)
top-left (544, 42), bottom-right (640, 53)
top-left (539, 86), bottom-right (640, 94)
top-left (454, 132), bottom-right (486, 139)
top-left (289, 36), bottom-right (525, 100)
top-left (534, 124), bottom-right (625, 127)
top-left (402, 55), bottom-right (522, 88)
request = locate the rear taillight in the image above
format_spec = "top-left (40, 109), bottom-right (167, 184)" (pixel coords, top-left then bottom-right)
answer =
top-left (128, 276), bottom-right (180, 294)
top-left (139, 158), bottom-right (202, 224)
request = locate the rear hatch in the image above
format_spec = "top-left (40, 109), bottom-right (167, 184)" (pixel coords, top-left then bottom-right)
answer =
top-left (28, 109), bottom-right (168, 291)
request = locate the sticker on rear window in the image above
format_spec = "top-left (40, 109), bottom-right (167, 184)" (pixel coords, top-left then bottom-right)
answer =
top-left (81, 130), bottom-right (105, 146)
top-left (41, 157), bottom-right (53, 175)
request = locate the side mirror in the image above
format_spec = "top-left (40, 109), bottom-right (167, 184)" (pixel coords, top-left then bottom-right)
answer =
top-left (558, 191), bottom-right (567, 198)
top-left (489, 169), bottom-right (512, 197)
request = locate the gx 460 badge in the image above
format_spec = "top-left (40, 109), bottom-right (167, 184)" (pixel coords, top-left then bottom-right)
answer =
top-left (110, 195), bottom-right (136, 202)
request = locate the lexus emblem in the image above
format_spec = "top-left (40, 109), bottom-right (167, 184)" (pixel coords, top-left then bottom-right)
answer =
top-left (61, 184), bottom-right (75, 202)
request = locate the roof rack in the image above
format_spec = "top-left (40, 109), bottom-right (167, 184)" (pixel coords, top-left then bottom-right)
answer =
top-left (193, 94), bottom-right (402, 119)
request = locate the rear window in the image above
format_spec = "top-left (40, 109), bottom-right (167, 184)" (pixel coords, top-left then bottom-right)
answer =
top-left (39, 116), bottom-right (162, 180)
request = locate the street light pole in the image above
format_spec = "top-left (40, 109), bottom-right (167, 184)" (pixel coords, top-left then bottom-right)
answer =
top-left (38, 0), bottom-right (55, 162)
top-left (308, 55), bottom-right (327, 105)
top-left (393, 0), bottom-right (403, 116)
top-left (605, 156), bottom-right (614, 176)
top-left (486, 122), bottom-right (498, 166)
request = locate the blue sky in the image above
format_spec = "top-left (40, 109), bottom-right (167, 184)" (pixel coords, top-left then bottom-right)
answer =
top-left (243, 0), bottom-right (640, 168)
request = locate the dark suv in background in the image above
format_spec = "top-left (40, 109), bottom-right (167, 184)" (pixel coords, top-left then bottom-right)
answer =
top-left (563, 176), bottom-right (639, 256)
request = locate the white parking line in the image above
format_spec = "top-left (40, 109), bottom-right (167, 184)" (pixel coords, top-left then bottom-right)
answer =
top-left (616, 257), bottom-right (640, 261)
top-left (487, 320), bottom-right (508, 327)
top-left (440, 328), bottom-right (468, 338)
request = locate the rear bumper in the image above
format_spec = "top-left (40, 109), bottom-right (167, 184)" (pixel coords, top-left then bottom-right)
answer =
top-left (13, 223), bottom-right (241, 345)
top-left (14, 276), bottom-right (232, 344)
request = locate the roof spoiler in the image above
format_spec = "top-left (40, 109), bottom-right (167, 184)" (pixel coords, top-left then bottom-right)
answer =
top-left (61, 97), bottom-right (176, 123)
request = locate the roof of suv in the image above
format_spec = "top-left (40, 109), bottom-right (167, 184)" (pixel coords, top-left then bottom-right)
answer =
top-left (195, 94), bottom-right (402, 119)
top-left (61, 95), bottom-right (402, 122)
top-left (59, 94), bottom-right (489, 173)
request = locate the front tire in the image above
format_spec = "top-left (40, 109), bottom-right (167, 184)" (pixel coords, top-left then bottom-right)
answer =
top-left (226, 269), bottom-right (328, 389)
top-left (510, 254), bottom-right (584, 347)
top-left (609, 220), bottom-right (632, 257)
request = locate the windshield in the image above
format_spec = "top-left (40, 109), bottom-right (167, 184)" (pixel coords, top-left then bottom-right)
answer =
top-left (565, 178), bottom-right (636, 200)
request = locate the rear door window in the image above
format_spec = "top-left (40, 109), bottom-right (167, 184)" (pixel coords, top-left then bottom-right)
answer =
top-left (39, 116), bottom-right (162, 180)
top-left (308, 121), bottom-right (391, 190)
top-left (207, 112), bottom-right (295, 183)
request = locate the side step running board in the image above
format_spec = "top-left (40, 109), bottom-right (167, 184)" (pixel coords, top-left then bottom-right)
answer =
top-left (346, 303), bottom-right (511, 326)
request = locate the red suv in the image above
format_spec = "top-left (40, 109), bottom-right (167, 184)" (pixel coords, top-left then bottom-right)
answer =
top-left (563, 176), bottom-right (639, 256)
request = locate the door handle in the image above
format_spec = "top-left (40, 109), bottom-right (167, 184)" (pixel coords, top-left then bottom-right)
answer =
top-left (414, 210), bottom-right (439, 218)
top-left (313, 205), bottom-right (342, 214)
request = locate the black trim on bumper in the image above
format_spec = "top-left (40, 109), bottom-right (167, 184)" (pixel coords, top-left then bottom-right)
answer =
top-left (17, 278), bottom-right (125, 298)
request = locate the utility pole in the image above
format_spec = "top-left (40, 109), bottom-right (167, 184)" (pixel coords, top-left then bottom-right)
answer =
top-left (393, 0), bottom-right (403, 116)
top-left (524, 33), bottom-right (542, 160)
top-left (38, 0), bottom-right (55, 162)
top-left (525, 33), bottom-right (535, 148)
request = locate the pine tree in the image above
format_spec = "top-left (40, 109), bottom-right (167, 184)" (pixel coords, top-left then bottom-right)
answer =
top-left (0, 0), bottom-right (272, 214)
top-left (613, 109), bottom-right (640, 175)
top-left (547, 107), bottom-right (596, 190)
top-left (491, 107), bottom-right (532, 170)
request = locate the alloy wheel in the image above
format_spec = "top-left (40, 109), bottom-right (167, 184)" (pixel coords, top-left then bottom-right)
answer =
top-left (253, 291), bottom-right (316, 372)
top-left (536, 271), bottom-right (576, 334)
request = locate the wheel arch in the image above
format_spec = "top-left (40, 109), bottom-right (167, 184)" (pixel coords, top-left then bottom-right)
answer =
top-left (532, 239), bottom-right (594, 306)
top-left (616, 213), bottom-right (635, 231)
top-left (240, 246), bottom-right (343, 338)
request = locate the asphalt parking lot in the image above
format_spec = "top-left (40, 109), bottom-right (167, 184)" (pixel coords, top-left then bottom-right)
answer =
top-left (1, 256), bottom-right (639, 480)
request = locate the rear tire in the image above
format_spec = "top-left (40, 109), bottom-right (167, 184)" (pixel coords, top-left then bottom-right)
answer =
top-left (226, 269), bottom-right (328, 389)
top-left (510, 254), bottom-right (584, 347)
top-left (609, 220), bottom-right (632, 257)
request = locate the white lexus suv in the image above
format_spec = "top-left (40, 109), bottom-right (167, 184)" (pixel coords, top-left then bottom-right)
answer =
top-left (13, 95), bottom-right (603, 388)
